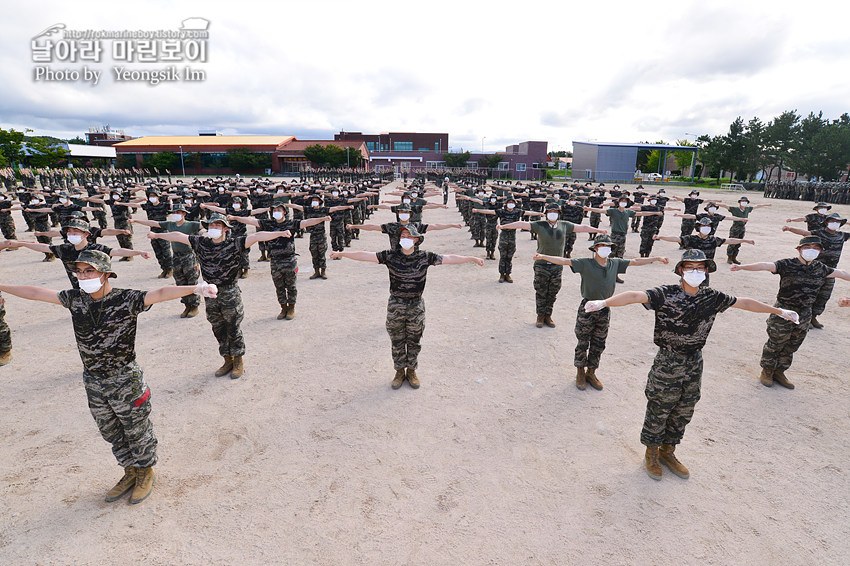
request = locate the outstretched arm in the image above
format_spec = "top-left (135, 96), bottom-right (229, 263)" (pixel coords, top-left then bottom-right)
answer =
top-left (245, 230), bottom-right (291, 248)
top-left (782, 225), bottom-right (810, 236)
top-left (827, 268), bottom-right (850, 281)
top-left (731, 297), bottom-right (799, 323)
top-left (629, 256), bottom-right (669, 266)
top-left (499, 221), bottom-right (531, 231)
top-left (228, 215), bottom-right (260, 227)
top-left (148, 231), bottom-right (190, 245)
top-left (300, 216), bottom-right (331, 229)
top-left (653, 235), bottom-right (681, 243)
top-left (0, 284), bottom-right (61, 305)
top-left (426, 223), bottom-right (462, 230)
top-left (723, 238), bottom-right (755, 246)
top-left (344, 223), bottom-right (381, 231)
top-left (144, 283), bottom-right (216, 306)
top-left (110, 248), bottom-right (151, 259)
top-left (440, 254), bottom-right (485, 266)
top-left (729, 262), bottom-right (776, 273)
top-left (533, 253), bottom-right (572, 266)
top-left (585, 290), bottom-right (649, 312)
top-left (574, 225), bottom-right (607, 234)
top-left (328, 250), bottom-right (379, 262)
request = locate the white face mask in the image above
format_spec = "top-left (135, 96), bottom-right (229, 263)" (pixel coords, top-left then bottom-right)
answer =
top-left (682, 269), bottom-right (706, 287)
top-left (59, 198), bottom-right (68, 204)
top-left (78, 276), bottom-right (104, 294)
top-left (403, 198), bottom-right (411, 204)
top-left (207, 228), bottom-right (223, 239)
top-left (218, 188), bottom-right (225, 193)
top-left (699, 226), bottom-right (712, 235)
top-left (311, 201), bottom-right (320, 208)
top-left (398, 213), bottom-right (411, 221)
top-left (233, 203), bottom-right (241, 210)
top-left (149, 197), bottom-right (158, 204)
top-left (490, 199), bottom-right (497, 204)
top-left (506, 203), bottom-right (516, 210)
top-left (399, 238), bottom-right (415, 250)
top-left (257, 189), bottom-right (264, 194)
top-left (596, 246), bottom-right (612, 258)
top-left (272, 211), bottom-right (284, 220)
top-left (739, 202), bottom-right (748, 208)
top-left (568, 200), bottom-right (577, 206)
top-left (690, 194), bottom-right (698, 198)
top-left (332, 192), bottom-right (339, 197)
top-left (649, 199), bottom-right (657, 205)
top-left (67, 234), bottom-right (84, 245)
top-left (817, 208), bottom-right (828, 215)
top-left (169, 214), bottom-right (182, 222)
top-left (619, 201), bottom-right (627, 208)
top-left (30, 199), bottom-right (39, 205)
top-left (800, 248), bottom-right (820, 262)
top-left (547, 212), bottom-right (559, 222)
top-left (827, 222), bottom-right (840, 231)
top-left (708, 207), bottom-right (717, 214)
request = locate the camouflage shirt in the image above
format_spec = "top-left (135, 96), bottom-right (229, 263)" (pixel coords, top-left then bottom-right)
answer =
top-left (680, 234), bottom-right (726, 260)
top-left (773, 257), bottom-right (834, 311)
top-left (376, 249), bottom-right (443, 299)
top-left (805, 213), bottom-right (828, 232)
top-left (188, 235), bottom-right (247, 286)
top-left (58, 288), bottom-right (150, 375)
top-left (811, 228), bottom-right (850, 268)
top-left (642, 285), bottom-right (737, 355)
top-left (258, 218), bottom-right (297, 258)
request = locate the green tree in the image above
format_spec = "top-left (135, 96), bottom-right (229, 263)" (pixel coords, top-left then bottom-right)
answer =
top-left (443, 151), bottom-right (471, 168)
top-left (145, 151), bottom-right (180, 172)
top-left (25, 137), bottom-right (69, 168)
top-left (0, 128), bottom-right (26, 166)
top-left (323, 144), bottom-right (349, 167)
top-left (788, 111), bottom-right (827, 180)
top-left (739, 117), bottom-right (765, 181)
top-left (673, 140), bottom-right (698, 176)
top-left (67, 136), bottom-right (87, 145)
top-left (478, 154), bottom-right (503, 169)
top-left (302, 144), bottom-right (327, 166)
top-left (117, 155), bottom-right (137, 169)
top-left (763, 110), bottom-right (799, 182)
top-left (698, 135), bottom-right (726, 182)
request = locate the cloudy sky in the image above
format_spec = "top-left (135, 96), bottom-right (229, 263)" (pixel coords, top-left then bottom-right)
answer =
top-left (2, 0), bottom-right (848, 154)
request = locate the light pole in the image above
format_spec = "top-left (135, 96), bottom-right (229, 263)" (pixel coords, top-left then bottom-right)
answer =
top-left (684, 133), bottom-right (697, 181)
top-left (179, 145), bottom-right (185, 177)
top-left (481, 136), bottom-right (485, 153)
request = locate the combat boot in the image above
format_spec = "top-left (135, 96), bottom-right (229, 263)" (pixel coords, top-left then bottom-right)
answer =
top-left (772, 370), bottom-right (795, 389)
top-left (659, 444), bottom-right (690, 479)
top-left (258, 250), bottom-right (268, 262)
top-left (277, 306), bottom-right (287, 320)
top-left (285, 303), bottom-right (295, 320)
top-left (406, 368), bottom-right (420, 389)
top-left (309, 270), bottom-right (321, 279)
top-left (130, 467), bottom-right (155, 504)
top-left (105, 466), bottom-right (136, 502)
top-left (504, 274), bottom-right (513, 283)
top-left (119, 256), bottom-right (133, 262)
top-left (158, 269), bottom-right (173, 279)
top-left (759, 368), bottom-right (774, 387)
top-left (182, 305), bottom-right (199, 318)
top-left (0, 350), bottom-right (11, 366)
top-left (575, 367), bottom-right (587, 390)
top-left (616, 276), bottom-right (624, 284)
top-left (43, 253), bottom-right (56, 262)
top-left (391, 369), bottom-right (406, 389)
top-left (319, 268), bottom-right (328, 279)
top-left (585, 368), bottom-right (603, 390)
top-left (543, 315), bottom-right (556, 328)
top-left (239, 268), bottom-right (249, 279)
top-left (645, 446), bottom-right (662, 480)
top-left (536, 315), bottom-right (545, 328)
top-left (214, 356), bottom-right (234, 377)
top-left (231, 356), bottom-right (244, 379)
top-left (810, 316), bottom-right (824, 329)
top-left (498, 273), bottom-right (506, 283)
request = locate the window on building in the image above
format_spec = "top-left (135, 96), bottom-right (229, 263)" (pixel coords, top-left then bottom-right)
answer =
top-left (516, 163), bottom-right (527, 172)
top-left (426, 161), bottom-right (446, 169)
top-left (393, 141), bottom-right (413, 151)
top-left (497, 162), bottom-right (509, 170)
top-left (366, 142), bottom-right (375, 151)
top-left (531, 162), bottom-right (542, 169)
top-left (466, 162), bottom-right (478, 169)
top-left (201, 152), bottom-right (227, 168)
top-left (434, 142), bottom-right (439, 151)
top-left (418, 148), bottom-right (429, 152)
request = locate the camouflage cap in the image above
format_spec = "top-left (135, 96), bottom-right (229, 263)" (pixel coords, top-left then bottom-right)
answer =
top-left (704, 201), bottom-right (718, 209)
top-left (399, 224), bottom-right (423, 239)
top-left (395, 203), bottom-right (412, 212)
top-left (674, 248), bottom-right (716, 274)
top-left (738, 195), bottom-right (750, 202)
top-left (545, 202), bottom-right (561, 212)
top-left (76, 249), bottom-right (117, 278)
top-left (271, 196), bottom-right (289, 208)
top-left (589, 235), bottom-right (614, 250)
top-left (202, 212), bottom-right (232, 228)
top-left (170, 203), bottom-right (188, 214)
top-left (813, 202), bottom-right (831, 210)
top-left (797, 235), bottom-right (822, 248)
top-left (825, 212), bottom-right (847, 227)
top-left (64, 218), bottom-right (91, 233)
top-left (698, 217), bottom-right (713, 226)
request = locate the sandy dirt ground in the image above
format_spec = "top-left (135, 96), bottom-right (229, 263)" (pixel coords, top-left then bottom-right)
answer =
top-left (1, 180), bottom-right (849, 565)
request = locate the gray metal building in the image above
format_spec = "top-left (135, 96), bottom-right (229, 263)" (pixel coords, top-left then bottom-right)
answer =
top-left (572, 141), bottom-right (698, 182)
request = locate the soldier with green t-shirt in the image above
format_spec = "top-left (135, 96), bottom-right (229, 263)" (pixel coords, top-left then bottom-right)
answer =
top-left (500, 202), bottom-right (606, 328)
top-left (534, 236), bottom-right (668, 390)
top-left (584, 197), bottom-right (661, 283)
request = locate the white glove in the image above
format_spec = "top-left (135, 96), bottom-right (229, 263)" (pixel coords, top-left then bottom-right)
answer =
top-left (194, 281), bottom-right (218, 298)
top-left (585, 299), bottom-right (607, 313)
top-left (779, 309), bottom-right (799, 325)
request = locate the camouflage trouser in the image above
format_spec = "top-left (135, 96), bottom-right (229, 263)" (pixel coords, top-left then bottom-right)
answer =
top-left (641, 348), bottom-right (703, 447)
top-left (533, 262), bottom-right (563, 316)
top-left (34, 217), bottom-right (51, 246)
top-left (309, 231), bottom-right (327, 271)
top-left (204, 284), bottom-right (245, 357)
top-left (83, 361), bottom-right (157, 468)
top-left (680, 218), bottom-right (695, 238)
top-left (172, 252), bottom-right (200, 307)
top-left (574, 299), bottom-right (610, 369)
top-left (589, 212), bottom-right (601, 239)
top-left (639, 228), bottom-right (657, 256)
top-left (563, 231), bottom-right (577, 257)
top-left (330, 222), bottom-right (346, 252)
top-left (386, 296), bottom-right (425, 370)
top-left (92, 208), bottom-right (108, 229)
top-left (0, 215), bottom-right (16, 240)
top-left (761, 310), bottom-right (811, 371)
top-left (114, 218), bottom-right (132, 250)
top-left (0, 292), bottom-right (11, 353)
top-left (149, 227), bottom-right (173, 271)
top-left (471, 213), bottom-right (485, 241)
top-left (271, 256), bottom-right (297, 306)
top-left (631, 214), bottom-right (641, 232)
top-left (484, 222), bottom-right (497, 254)
top-left (610, 231), bottom-right (627, 258)
top-left (726, 222), bottom-right (746, 261)
top-left (811, 276), bottom-right (835, 317)
top-left (498, 232), bottom-right (516, 275)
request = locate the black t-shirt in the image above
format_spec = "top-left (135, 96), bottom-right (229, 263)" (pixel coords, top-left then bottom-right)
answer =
top-left (188, 235), bottom-right (247, 286)
top-left (376, 249), bottom-right (442, 299)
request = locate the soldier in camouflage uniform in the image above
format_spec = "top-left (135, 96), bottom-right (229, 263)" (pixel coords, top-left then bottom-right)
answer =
top-left (732, 235), bottom-right (850, 388)
top-left (717, 196), bottom-right (771, 265)
top-left (587, 249), bottom-right (799, 480)
top-left (150, 213), bottom-right (292, 378)
top-left (0, 249), bottom-right (214, 504)
top-left (0, 192), bottom-right (21, 241)
top-left (475, 196), bottom-right (535, 282)
top-left (330, 225), bottom-right (483, 389)
top-left (534, 236), bottom-right (668, 391)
